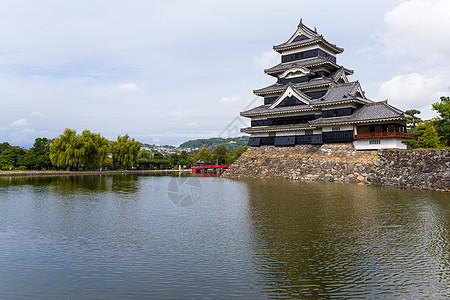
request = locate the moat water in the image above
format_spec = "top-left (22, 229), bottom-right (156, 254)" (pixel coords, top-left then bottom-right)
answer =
top-left (0, 175), bottom-right (448, 299)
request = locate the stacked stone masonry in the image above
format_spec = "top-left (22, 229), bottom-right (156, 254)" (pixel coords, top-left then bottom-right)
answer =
top-left (222, 143), bottom-right (449, 192)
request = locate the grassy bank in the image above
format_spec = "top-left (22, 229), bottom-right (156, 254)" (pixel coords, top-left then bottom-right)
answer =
top-left (0, 169), bottom-right (191, 177)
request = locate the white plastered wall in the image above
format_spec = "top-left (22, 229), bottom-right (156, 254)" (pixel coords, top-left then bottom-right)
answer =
top-left (322, 125), bottom-right (353, 132)
top-left (353, 138), bottom-right (407, 150)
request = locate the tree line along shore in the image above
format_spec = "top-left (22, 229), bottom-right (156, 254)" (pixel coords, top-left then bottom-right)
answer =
top-left (1, 97), bottom-right (448, 172)
top-left (0, 128), bottom-right (248, 172)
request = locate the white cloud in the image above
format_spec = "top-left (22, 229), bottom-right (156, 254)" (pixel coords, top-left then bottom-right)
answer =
top-left (22, 128), bottom-right (36, 133)
top-left (377, 72), bottom-right (447, 118)
top-left (220, 95), bottom-right (241, 104)
top-left (9, 118), bottom-right (28, 127)
top-left (382, 0), bottom-right (450, 61)
top-left (169, 110), bottom-right (191, 119)
top-left (253, 51), bottom-right (279, 69)
top-left (31, 111), bottom-right (43, 116)
top-left (117, 83), bottom-right (139, 92)
top-left (0, 0), bottom-right (432, 147)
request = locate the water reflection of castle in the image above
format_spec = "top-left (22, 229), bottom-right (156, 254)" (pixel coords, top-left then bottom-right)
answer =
top-left (242, 20), bottom-right (412, 150)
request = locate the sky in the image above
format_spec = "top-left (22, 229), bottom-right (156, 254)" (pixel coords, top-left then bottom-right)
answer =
top-left (1, 0), bottom-right (449, 148)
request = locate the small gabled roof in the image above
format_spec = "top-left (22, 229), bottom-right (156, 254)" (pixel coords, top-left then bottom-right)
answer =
top-left (311, 82), bottom-right (371, 106)
top-left (273, 20), bottom-right (343, 54)
top-left (269, 84), bottom-right (312, 109)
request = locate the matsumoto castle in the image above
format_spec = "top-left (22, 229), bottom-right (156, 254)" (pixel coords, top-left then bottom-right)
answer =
top-left (242, 20), bottom-right (411, 150)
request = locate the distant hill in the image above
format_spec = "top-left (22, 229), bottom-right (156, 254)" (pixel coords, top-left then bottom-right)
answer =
top-left (180, 136), bottom-right (249, 151)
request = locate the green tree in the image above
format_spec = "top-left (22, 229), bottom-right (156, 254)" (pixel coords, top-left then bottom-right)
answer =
top-left (0, 148), bottom-right (15, 167)
top-left (148, 152), bottom-right (170, 169)
top-left (0, 144), bottom-right (27, 168)
top-left (49, 129), bottom-right (109, 170)
top-left (431, 96), bottom-right (450, 146)
top-left (137, 149), bottom-right (152, 169)
top-left (0, 142), bottom-right (10, 153)
top-left (169, 153), bottom-right (179, 167)
top-left (178, 150), bottom-right (188, 166)
top-left (110, 134), bottom-right (141, 169)
top-left (50, 128), bottom-right (84, 170)
top-left (80, 130), bottom-right (109, 169)
top-left (24, 138), bottom-right (53, 170)
top-left (212, 145), bottom-right (229, 164)
top-left (31, 138), bottom-right (52, 169)
top-left (195, 148), bottom-right (213, 165)
top-left (412, 122), bottom-right (442, 148)
top-left (404, 109), bottom-right (422, 130)
top-left (138, 149), bottom-right (152, 159)
top-left (229, 146), bottom-right (248, 163)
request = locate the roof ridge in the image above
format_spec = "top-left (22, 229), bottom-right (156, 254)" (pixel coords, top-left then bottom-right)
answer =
top-left (348, 81), bottom-right (360, 96)
top-left (311, 83), bottom-right (336, 103)
top-left (383, 101), bottom-right (404, 114)
top-left (298, 19), bottom-right (319, 37)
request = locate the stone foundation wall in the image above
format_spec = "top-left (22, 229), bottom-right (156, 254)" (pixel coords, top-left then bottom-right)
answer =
top-left (368, 149), bottom-right (449, 191)
top-left (222, 143), bottom-right (449, 191)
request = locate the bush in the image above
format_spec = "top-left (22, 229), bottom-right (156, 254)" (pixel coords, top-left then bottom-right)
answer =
top-left (18, 166), bottom-right (27, 171)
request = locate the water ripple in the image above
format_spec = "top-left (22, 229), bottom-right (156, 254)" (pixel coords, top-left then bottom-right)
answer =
top-left (0, 176), bottom-right (448, 299)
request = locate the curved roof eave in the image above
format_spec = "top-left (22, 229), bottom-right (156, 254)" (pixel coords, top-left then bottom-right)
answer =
top-left (273, 38), bottom-right (344, 54)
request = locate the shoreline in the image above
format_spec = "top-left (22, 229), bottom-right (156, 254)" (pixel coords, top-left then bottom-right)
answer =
top-left (222, 145), bottom-right (449, 192)
top-left (0, 169), bottom-right (192, 177)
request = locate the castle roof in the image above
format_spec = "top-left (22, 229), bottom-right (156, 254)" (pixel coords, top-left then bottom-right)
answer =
top-left (311, 82), bottom-right (372, 106)
top-left (241, 104), bottom-right (318, 117)
top-left (241, 20), bottom-right (407, 139)
top-left (241, 101), bottom-right (405, 134)
top-left (273, 20), bottom-right (343, 54)
top-left (310, 101), bottom-right (405, 126)
top-left (264, 57), bottom-right (353, 76)
top-left (254, 77), bottom-right (334, 96)
top-left (241, 123), bottom-right (317, 134)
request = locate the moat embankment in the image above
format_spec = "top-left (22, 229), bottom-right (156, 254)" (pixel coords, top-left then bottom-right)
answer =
top-left (222, 143), bottom-right (449, 191)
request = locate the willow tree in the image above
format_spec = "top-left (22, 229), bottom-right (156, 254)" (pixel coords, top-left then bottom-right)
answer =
top-left (50, 128), bottom-right (110, 170)
top-left (80, 130), bottom-right (110, 169)
top-left (110, 134), bottom-right (141, 169)
top-left (49, 128), bottom-right (83, 170)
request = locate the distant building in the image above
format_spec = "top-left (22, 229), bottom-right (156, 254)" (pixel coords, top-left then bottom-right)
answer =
top-left (241, 20), bottom-right (411, 150)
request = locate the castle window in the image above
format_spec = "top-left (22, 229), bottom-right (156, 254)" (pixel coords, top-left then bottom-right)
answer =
top-left (332, 127), bottom-right (340, 132)
top-left (305, 130), bottom-right (313, 135)
top-left (369, 139), bottom-right (381, 145)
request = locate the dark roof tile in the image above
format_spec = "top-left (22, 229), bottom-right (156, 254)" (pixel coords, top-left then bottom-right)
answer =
top-left (254, 78), bottom-right (334, 95)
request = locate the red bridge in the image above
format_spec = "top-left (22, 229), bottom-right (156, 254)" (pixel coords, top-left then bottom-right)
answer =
top-left (192, 165), bottom-right (231, 174)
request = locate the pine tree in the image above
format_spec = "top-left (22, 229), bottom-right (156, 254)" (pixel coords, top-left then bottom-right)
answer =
top-left (431, 96), bottom-right (450, 146)
top-left (415, 122), bottom-right (442, 148)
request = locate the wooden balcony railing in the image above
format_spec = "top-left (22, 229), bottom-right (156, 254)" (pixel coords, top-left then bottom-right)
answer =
top-left (354, 132), bottom-right (413, 140)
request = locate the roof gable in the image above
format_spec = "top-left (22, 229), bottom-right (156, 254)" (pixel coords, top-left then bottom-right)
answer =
top-left (269, 85), bottom-right (311, 109)
top-left (273, 20), bottom-right (344, 54)
top-left (279, 67), bottom-right (312, 79)
top-left (286, 19), bottom-right (319, 44)
top-left (351, 101), bottom-right (404, 121)
top-left (331, 67), bottom-right (349, 84)
top-left (311, 81), bottom-right (370, 105)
